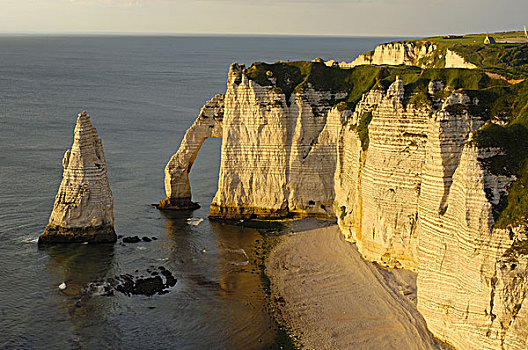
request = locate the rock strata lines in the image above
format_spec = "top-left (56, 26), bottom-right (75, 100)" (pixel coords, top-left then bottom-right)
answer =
top-left (39, 111), bottom-right (116, 243)
top-left (158, 94), bottom-right (224, 210)
top-left (161, 62), bottom-right (528, 349)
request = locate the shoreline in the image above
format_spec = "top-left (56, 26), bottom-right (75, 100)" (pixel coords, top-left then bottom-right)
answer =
top-left (265, 220), bottom-right (449, 349)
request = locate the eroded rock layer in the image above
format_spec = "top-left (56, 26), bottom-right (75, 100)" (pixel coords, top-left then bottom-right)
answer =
top-left (335, 77), bottom-right (427, 270)
top-left (209, 64), bottom-right (345, 219)
top-left (40, 112), bottom-right (116, 243)
top-left (417, 143), bottom-right (527, 349)
top-left (338, 42), bottom-right (476, 69)
top-left (159, 94), bottom-right (224, 210)
top-left (161, 62), bottom-right (528, 349)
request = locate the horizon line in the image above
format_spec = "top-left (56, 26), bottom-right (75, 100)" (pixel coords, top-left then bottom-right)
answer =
top-left (0, 29), bottom-right (521, 38)
top-left (0, 30), bottom-right (456, 38)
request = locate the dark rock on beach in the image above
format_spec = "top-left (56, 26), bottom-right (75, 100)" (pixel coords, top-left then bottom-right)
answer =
top-left (122, 236), bottom-right (141, 243)
top-left (84, 266), bottom-right (177, 297)
top-left (113, 275), bottom-right (166, 297)
top-left (160, 269), bottom-right (177, 287)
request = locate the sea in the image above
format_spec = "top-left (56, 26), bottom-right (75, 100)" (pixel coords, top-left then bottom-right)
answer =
top-left (0, 35), bottom-right (399, 349)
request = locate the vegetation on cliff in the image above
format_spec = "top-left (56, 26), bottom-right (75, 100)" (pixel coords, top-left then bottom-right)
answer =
top-left (350, 110), bottom-right (372, 151)
top-left (246, 61), bottom-right (386, 109)
top-left (422, 32), bottom-right (528, 78)
top-left (246, 60), bottom-right (516, 110)
top-left (245, 38), bottom-right (528, 228)
top-left (393, 34), bottom-right (528, 228)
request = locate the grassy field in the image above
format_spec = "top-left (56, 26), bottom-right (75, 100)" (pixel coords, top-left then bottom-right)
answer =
top-left (423, 31), bottom-right (527, 45)
top-left (418, 31), bottom-right (528, 78)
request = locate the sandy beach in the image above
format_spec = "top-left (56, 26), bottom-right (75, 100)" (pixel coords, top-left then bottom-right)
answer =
top-left (266, 221), bottom-right (446, 350)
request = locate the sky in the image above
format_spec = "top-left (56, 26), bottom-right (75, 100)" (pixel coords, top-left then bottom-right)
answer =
top-left (0, 0), bottom-right (527, 37)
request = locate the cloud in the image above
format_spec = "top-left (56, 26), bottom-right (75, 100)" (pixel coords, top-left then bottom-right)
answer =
top-left (190, 0), bottom-right (378, 3)
top-left (187, 0), bottom-right (382, 4)
top-left (69, 0), bottom-right (141, 7)
top-left (66, 0), bottom-right (383, 7)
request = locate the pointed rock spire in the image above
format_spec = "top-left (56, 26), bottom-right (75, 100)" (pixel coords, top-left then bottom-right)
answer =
top-left (39, 111), bottom-right (116, 243)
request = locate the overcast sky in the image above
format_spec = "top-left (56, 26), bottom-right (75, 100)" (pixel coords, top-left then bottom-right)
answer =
top-left (1, 0), bottom-right (527, 36)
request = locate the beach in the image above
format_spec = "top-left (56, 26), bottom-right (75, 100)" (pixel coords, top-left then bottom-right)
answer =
top-left (266, 221), bottom-right (447, 349)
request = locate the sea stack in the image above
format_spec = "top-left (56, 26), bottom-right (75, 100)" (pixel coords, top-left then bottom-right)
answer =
top-left (39, 111), bottom-right (116, 243)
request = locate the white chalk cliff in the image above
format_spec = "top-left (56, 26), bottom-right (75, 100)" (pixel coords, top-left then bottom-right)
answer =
top-left (159, 95), bottom-right (224, 210)
top-left (344, 41), bottom-right (437, 68)
top-left (40, 111), bottom-right (116, 243)
top-left (161, 62), bottom-right (528, 349)
top-left (210, 64), bottom-right (345, 219)
top-left (444, 49), bottom-right (478, 69)
top-left (338, 42), bottom-right (477, 69)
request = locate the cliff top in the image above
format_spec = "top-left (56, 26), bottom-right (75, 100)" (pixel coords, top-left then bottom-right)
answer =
top-left (245, 60), bottom-right (518, 109)
top-left (243, 44), bottom-right (528, 228)
top-left (415, 31), bottom-right (528, 78)
top-left (423, 31), bottom-right (528, 46)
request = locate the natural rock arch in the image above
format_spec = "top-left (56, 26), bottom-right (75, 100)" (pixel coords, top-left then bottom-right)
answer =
top-left (157, 94), bottom-right (224, 210)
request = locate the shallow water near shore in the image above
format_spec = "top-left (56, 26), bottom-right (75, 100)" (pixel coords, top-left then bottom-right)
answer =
top-left (0, 35), bottom-right (401, 348)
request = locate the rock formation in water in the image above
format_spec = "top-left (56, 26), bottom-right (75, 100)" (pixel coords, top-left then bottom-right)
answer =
top-left (39, 111), bottom-right (116, 243)
top-left (160, 63), bottom-right (345, 218)
top-left (158, 94), bottom-right (224, 210)
top-left (161, 33), bottom-right (528, 349)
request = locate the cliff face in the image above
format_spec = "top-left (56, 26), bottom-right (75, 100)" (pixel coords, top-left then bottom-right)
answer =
top-left (344, 42), bottom-right (437, 68)
top-left (161, 61), bottom-right (528, 349)
top-left (339, 42), bottom-right (477, 69)
top-left (334, 77), bottom-right (428, 270)
top-left (417, 142), bottom-right (528, 349)
top-left (209, 64), bottom-right (345, 219)
top-left (332, 78), bottom-right (527, 348)
top-left (40, 111), bottom-right (116, 243)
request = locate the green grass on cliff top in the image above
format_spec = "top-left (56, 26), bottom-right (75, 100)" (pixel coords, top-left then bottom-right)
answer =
top-left (245, 61), bottom-right (386, 108)
top-left (421, 31), bottom-right (528, 78)
top-left (245, 61), bottom-right (512, 109)
top-left (393, 32), bottom-right (528, 228)
top-left (245, 57), bottom-right (528, 229)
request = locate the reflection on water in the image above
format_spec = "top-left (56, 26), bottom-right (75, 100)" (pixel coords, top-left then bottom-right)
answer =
top-left (39, 244), bottom-right (119, 348)
top-left (29, 212), bottom-right (287, 349)
top-left (40, 244), bottom-right (115, 298)
top-left (0, 36), bottom-right (391, 349)
top-left (162, 211), bottom-right (282, 348)
top-left (210, 221), bottom-right (281, 348)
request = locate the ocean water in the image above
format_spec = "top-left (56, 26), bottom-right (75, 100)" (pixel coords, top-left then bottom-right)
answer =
top-left (0, 35), bottom-right (397, 349)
